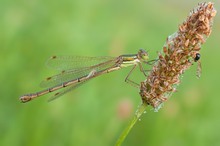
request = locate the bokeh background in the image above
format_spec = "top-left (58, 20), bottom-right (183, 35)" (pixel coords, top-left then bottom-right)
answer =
top-left (1, 0), bottom-right (220, 146)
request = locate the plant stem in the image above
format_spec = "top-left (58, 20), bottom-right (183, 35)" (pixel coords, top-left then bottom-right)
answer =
top-left (115, 102), bottom-right (148, 146)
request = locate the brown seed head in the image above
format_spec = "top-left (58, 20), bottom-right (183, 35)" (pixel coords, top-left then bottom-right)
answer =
top-left (140, 2), bottom-right (217, 110)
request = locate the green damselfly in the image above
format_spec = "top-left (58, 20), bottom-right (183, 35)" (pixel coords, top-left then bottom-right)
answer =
top-left (20, 49), bottom-right (155, 103)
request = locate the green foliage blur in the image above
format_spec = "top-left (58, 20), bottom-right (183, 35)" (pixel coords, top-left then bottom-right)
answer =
top-left (1, 0), bottom-right (220, 146)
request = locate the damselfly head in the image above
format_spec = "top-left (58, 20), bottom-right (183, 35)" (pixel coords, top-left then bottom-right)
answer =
top-left (138, 49), bottom-right (149, 61)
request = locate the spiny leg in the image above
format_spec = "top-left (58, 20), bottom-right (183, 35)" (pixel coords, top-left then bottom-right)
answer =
top-left (142, 59), bottom-right (158, 73)
top-left (125, 62), bottom-right (154, 88)
top-left (138, 62), bottom-right (148, 77)
top-left (124, 65), bottom-right (139, 88)
top-left (145, 59), bottom-right (158, 65)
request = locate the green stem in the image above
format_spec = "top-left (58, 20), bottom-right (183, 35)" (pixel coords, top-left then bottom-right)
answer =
top-left (115, 102), bottom-right (148, 146)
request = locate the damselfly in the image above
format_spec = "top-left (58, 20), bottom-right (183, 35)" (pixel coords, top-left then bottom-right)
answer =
top-left (20, 49), bottom-right (155, 103)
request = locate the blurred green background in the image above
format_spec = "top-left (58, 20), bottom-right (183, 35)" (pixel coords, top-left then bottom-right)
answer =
top-left (1, 0), bottom-right (220, 146)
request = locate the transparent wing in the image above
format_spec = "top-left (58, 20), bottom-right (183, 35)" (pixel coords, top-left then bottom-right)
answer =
top-left (47, 80), bottom-right (88, 102)
top-left (46, 56), bottom-right (115, 71)
top-left (40, 58), bottom-right (117, 88)
top-left (196, 61), bottom-right (202, 78)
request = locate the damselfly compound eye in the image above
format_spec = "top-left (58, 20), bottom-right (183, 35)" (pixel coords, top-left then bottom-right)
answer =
top-left (138, 49), bottom-right (149, 61)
